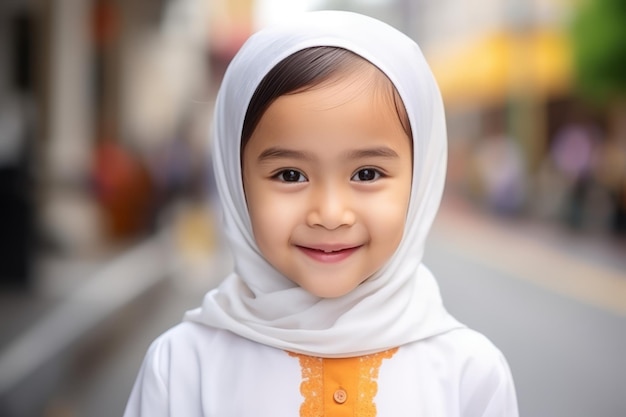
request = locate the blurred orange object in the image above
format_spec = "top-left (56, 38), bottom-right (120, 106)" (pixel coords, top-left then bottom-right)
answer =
top-left (92, 139), bottom-right (154, 242)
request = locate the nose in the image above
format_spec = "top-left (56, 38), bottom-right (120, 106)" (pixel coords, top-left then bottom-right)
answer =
top-left (306, 183), bottom-right (356, 230)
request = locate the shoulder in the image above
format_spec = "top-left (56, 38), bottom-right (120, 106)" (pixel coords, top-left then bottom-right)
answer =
top-left (433, 328), bottom-right (518, 416)
top-left (151, 320), bottom-right (221, 347)
top-left (414, 327), bottom-right (513, 386)
top-left (131, 322), bottom-right (263, 399)
top-left (436, 328), bottom-right (510, 370)
top-left (142, 321), bottom-right (286, 375)
top-left (145, 321), bottom-right (248, 362)
top-left (137, 322), bottom-right (215, 381)
top-left (401, 327), bottom-right (510, 372)
top-left (456, 329), bottom-right (510, 378)
top-left (394, 328), bottom-right (518, 416)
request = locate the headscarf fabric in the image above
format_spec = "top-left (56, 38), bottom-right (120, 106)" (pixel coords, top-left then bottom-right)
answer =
top-left (184, 10), bottom-right (462, 358)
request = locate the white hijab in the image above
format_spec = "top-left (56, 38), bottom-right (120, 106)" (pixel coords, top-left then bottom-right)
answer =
top-left (184, 10), bottom-right (463, 358)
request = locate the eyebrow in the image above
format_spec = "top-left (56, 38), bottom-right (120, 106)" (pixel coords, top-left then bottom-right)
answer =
top-left (257, 147), bottom-right (315, 162)
top-left (257, 145), bottom-right (400, 163)
top-left (344, 147), bottom-right (399, 160)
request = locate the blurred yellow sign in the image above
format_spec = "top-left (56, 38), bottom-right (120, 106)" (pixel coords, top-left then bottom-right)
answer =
top-left (428, 29), bottom-right (573, 107)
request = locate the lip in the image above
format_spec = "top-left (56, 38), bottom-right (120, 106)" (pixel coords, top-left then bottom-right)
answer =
top-left (295, 244), bottom-right (362, 263)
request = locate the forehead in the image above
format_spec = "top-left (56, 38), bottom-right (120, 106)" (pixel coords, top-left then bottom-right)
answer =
top-left (244, 70), bottom-right (410, 157)
top-left (247, 59), bottom-right (409, 138)
top-left (240, 46), bottom-right (407, 148)
top-left (290, 63), bottom-right (386, 109)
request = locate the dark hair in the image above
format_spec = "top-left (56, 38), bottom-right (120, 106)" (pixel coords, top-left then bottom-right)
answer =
top-left (241, 46), bottom-right (411, 149)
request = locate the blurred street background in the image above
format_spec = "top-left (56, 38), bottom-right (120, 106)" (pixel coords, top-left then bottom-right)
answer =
top-left (0, 0), bottom-right (625, 416)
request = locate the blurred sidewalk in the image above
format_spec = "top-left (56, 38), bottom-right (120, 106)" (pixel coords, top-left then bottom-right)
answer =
top-left (0, 198), bottom-right (224, 417)
top-left (433, 193), bottom-right (626, 316)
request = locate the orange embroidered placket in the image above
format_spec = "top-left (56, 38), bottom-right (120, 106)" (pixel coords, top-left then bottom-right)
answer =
top-left (288, 348), bottom-right (398, 417)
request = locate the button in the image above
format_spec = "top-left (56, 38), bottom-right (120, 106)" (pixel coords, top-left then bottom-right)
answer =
top-left (333, 389), bottom-right (347, 404)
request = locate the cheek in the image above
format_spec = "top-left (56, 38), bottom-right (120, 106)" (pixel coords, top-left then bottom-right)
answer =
top-left (366, 183), bottom-right (411, 245)
top-left (247, 190), bottom-right (297, 247)
top-left (379, 204), bottom-right (409, 242)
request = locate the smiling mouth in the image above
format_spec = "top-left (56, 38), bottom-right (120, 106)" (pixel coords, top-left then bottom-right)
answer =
top-left (296, 245), bottom-right (361, 263)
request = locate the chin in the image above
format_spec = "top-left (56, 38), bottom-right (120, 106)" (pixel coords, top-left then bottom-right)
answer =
top-left (305, 284), bottom-right (359, 299)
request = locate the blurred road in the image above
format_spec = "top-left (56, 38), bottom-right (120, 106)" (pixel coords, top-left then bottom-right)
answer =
top-left (2, 196), bottom-right (625, 417)
top-left (50, 246), bottom-right (232, 417)
top-left (428, 197), bottom-right (626, 417)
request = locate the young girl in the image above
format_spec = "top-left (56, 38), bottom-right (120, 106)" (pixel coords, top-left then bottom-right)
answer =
top-left (124, 11), bottom-right (518, 416)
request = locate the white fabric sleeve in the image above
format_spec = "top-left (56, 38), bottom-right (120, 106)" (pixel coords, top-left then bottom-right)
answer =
top-left (122, 338), bottom-right (170, 417)
top-left (480, 355), bottom-right (518, 417)
top-left (461, 346), bottom-right (519, 417)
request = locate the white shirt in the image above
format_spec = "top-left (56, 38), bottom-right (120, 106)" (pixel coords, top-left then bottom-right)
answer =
top-left (124, 321), bottom-right (518, 416)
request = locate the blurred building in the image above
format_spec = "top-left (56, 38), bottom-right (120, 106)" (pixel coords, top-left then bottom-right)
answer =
top-left (0, 1), bottom-right (250, 415)
top-left (415, 0), bottom-right (573, 170)
top-left (410, 0), bottom-right (621, 232)
top-left (0, 0), bottom-right (260, 291)
top-left (0, 0), bottom-right (39, 288)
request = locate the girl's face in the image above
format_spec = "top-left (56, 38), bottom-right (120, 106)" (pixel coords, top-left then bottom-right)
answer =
top-left (242, 68), bottom-right (412, 298)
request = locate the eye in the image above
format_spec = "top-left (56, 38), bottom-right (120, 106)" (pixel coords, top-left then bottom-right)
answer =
top-left (275, 169), bottom-right (307, 183)
top-left (351, 168), bottom-right (381, 182)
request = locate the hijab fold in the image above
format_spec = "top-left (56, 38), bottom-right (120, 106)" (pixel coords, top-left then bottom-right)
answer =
top-left (184, 10), bottom-right (463, 358)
